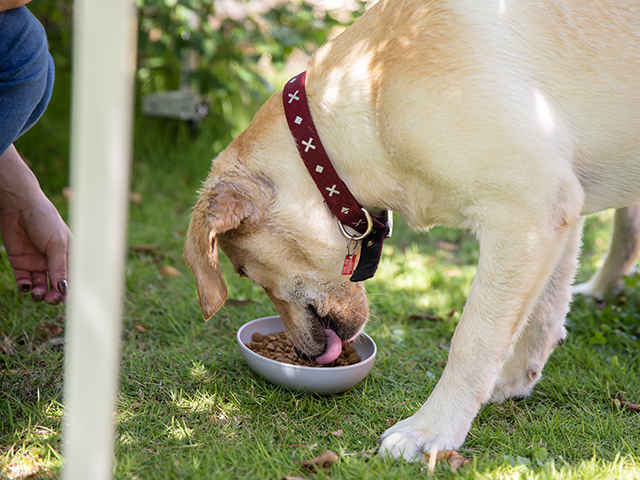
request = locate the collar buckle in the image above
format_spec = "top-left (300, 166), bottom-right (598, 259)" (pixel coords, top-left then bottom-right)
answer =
top-left (337, 208), bottom-right (373, 241)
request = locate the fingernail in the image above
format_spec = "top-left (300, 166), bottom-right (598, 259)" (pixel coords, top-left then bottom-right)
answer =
top-left (19, 283), bottom-right (31, 293)
top-left (48, 295), bottom-right (62, 306)
top-left (57, 280), bottom-right (68, 296)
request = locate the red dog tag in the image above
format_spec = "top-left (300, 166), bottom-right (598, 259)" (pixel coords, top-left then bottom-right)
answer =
top-left (342, 254), bottom-right (356, 275)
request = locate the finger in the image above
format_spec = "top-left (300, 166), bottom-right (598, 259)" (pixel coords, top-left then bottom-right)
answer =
top-left (46, 232), bottom-right (70, 299)
top-left (12, 269), bottom-right (32, 292)
top-left (31, 271), bottom-right (47, 301)
top-left (44, 288), bottom-right (63, 305)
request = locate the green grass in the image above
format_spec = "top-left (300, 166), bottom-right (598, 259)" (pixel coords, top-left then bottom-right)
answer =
top-left (1, 75), bottom-right (639, 480)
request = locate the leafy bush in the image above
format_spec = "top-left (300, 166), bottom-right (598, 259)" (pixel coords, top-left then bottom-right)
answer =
top-left (136, 0), bottom-right (362, 140)
top-left (29, 1), bottom-right (364, 143)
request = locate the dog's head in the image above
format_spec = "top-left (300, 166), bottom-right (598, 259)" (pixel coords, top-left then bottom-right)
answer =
top-left (184, 96), bottom-right (369, 361)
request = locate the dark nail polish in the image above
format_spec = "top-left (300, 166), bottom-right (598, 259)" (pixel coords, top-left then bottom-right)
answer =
top-left (49, 295), bottom-right (62, 306)
top-left (57, 280), bottom-right (68, 296)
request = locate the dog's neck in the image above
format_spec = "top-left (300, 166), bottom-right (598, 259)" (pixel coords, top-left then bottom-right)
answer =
top-left (299, 71), bottom-right (394, 215)
top-left (234, 4), bottom-right (436, 228)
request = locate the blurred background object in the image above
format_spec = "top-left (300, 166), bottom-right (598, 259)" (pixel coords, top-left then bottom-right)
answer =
top-left (29, 0), bottom-right (366, 137)
top-left (19, 0), bottom-right (367, 202)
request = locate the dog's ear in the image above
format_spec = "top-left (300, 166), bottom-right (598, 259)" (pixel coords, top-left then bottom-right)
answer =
top-left (184, 182), bottom-right (255, 320)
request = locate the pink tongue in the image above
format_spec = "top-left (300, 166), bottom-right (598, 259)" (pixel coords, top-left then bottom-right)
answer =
top-left (314, 328), bottom-right (342, 364)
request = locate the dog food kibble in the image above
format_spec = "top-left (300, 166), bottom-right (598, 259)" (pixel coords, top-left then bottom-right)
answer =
top-left (246, 331), bottom-right (360, 367)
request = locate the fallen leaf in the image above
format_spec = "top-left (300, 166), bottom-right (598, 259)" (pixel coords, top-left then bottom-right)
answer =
top-left (160, 265), bottom-right (182, 277)
top-left (287, 443), bottom-right (317, 450)
top-left (131, 244), bottom-right (160, 254)
top-left (36, 322), bottom-right (64, 338)
top-left (130, 192), bottom-right (143, 204)
top-left (281, 477), bottom-right (307, 480)
top-left (134, 324), bottom-right (148, 333)
top-left (436, 240), bottom-right (458, 252)
top-left (329, 429), bottom-right (344, 438)
top-left (423, 449), bottom-right (470, 474)
top-left (226, 298), bottom-right (256, 307)
top-left (408, 313), bottom-right (442, 322)
top-left (611, 394), bottom-right (640, 412)
top-left (448, 451), bottom-right (471, 472)
top-left (297, 450), bottom-right (339, 473)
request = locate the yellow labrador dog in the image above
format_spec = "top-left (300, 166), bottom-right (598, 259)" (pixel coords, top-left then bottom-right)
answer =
top-left (185, 0), bottom-right (640, 461)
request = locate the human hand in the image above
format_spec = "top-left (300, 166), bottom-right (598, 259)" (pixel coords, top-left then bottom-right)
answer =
top-left (1, 191), bottom-right (71, 304)
top-left (0, 145), bottom-right (71, 304)
top-left (0, 0), bottom-right (32, 12)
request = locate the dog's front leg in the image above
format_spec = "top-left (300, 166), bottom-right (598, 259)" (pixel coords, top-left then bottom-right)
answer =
top-left (379, 211), bottom-right (579, 461)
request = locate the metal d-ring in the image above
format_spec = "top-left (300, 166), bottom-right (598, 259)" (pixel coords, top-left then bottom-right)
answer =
top-left (338, 208), bottom-right (373, 241)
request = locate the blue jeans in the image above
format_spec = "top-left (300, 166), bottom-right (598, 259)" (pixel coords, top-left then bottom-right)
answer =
top-left (0, 7), bottom-right (54, 155)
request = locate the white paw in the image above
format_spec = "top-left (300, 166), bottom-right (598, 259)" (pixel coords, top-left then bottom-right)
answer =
top-left (378, 415), bottom-right (465, 462)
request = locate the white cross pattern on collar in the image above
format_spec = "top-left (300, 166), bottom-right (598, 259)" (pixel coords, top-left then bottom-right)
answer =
top-left (326, 184), bottom-right (340, 197)
top-left (301, 137), bottom-right (316, 152)
top-left (287, 90), bottom-right (300, 103)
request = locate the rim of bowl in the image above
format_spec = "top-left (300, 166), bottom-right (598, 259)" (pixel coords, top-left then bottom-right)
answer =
top-left (237, 316), bottom-right (377, 372)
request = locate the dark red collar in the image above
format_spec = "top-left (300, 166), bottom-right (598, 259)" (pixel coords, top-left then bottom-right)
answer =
top-left (282, 71), bottom-right (391, 281)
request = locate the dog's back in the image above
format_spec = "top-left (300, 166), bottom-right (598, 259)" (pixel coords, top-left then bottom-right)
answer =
top-left (309, 0), bottom-right (639, 222)
top-left (457, 0), bottom-right (640, 213)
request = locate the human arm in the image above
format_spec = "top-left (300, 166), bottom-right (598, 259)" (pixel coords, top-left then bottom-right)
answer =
top-left (0, 0), bottom-right (32, 12)
top-left (0, 144), bottom-right (71, 304)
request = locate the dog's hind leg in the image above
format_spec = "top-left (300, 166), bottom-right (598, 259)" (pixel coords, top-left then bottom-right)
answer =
top-left (573, 205), bottom-right (640, 299)
top-left (489, 218), bottom-right (583, 403)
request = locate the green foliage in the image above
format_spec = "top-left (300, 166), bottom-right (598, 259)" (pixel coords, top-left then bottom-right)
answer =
top-left (29, 1), bottom-right (363, 146)
top-left (136, 0), bottom-right (359, 141)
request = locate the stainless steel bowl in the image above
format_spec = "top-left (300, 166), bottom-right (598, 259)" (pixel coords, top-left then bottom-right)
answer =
top-left (237, 315), bottom-right (377, 394)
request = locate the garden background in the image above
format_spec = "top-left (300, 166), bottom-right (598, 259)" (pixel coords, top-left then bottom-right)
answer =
top-left (1, 1), bottom-right (639, 478)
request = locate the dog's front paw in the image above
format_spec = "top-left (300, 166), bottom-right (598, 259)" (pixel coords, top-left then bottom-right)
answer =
top-left (378, 415), bottom-right (464, 462)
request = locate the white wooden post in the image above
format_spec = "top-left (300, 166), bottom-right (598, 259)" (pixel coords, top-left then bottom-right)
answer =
top-left (63, 0), bottom-right (137, 478)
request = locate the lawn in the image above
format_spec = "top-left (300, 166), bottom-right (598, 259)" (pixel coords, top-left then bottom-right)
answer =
top-left (1, 73), bottom-right (639, 479)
